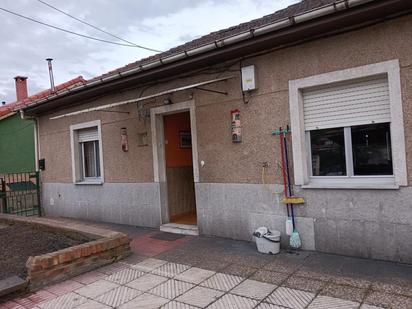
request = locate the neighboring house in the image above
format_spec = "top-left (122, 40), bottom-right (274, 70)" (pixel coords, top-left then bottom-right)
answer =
top-left (21, 0), bottom-right (412, 263)
top-left (0, 76), bottom-right (85, 173)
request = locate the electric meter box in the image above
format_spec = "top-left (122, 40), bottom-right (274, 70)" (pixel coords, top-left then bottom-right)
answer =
top-left (241, 65), bottom-right (257, 91)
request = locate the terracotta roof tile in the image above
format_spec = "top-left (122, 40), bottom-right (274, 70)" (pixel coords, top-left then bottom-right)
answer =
top-left (0, 76), bottom-right (85, 117)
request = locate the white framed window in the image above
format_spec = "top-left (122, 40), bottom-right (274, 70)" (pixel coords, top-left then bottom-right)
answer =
top-left (70, 120), bottom-right (104, 184)
top-left (289, 60), bottom-right (407, 189)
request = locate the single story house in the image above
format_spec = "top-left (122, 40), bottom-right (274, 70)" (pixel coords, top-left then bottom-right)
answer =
top-left (21, 0), bottom-right (412, 263)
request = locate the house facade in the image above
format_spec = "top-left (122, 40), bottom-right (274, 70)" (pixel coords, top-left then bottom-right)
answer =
top-left (0, 77), bottom-right (36, 174)
top-left (0, 76), bottom-right (85, 174)
top-left (22, 0), bottom-right (412, 263)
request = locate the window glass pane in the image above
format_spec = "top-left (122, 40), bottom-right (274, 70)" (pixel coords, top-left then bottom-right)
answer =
top-left (83, 141), bottom-right (99, 178)
top-left (95, 142), bottom-right (101, 177)
top-left (351, 123), bottom-right (392, 175)
top-left (310, 128), bottom-right (346, 176)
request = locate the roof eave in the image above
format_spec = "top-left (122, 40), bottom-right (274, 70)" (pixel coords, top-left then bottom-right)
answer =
top-left (23, 0), bottom-right (412, 116)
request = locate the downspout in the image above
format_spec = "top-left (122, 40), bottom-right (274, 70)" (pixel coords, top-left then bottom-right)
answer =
top-left (20, 110), bottom-right (40, 172)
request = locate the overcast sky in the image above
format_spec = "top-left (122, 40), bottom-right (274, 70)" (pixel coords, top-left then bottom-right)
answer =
top-left (0, 0), bottom-right (299, 103)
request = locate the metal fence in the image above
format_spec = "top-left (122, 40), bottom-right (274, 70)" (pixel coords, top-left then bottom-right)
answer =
top-left (0, 172), bottom-right (41, 216)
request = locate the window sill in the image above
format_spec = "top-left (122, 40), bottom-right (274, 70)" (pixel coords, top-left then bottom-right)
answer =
top-left (74, 180), bottom-right (104, 185)
top-left (301, 183), bottom-right (399, 190)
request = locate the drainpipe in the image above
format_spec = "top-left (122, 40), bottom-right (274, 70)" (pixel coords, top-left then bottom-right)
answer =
top-left (20, 110), bottom-right (40, 172)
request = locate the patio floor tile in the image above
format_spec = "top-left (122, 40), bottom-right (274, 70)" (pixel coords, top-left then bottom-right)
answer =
top-left (38, 292), bottom-right (87, 309)
top-left (74, 279), bottom-right (119, 299)
top-left (308, 295), bottom-right (359, 309)
top-left (0, 300), bottom-right (26, 309)
top-left (118, 293), bottom-right (169, 309)
top-left (95, 286), bottom-right (141, 307)
top-left (98, 262), bottom-right (130, 275)
top-left (266, 287), bottom-right (315, 309)
top-left (161, 300), bottom-right (199, 309)
top-left (72, 271), bottom-right (107, 285)
top-left (152, 262), bottom-right (191, 278)
top-left (231, 279), bottom-right (276, 300)
top-left (176, 286), bottom-right (224, 308)
top-left (105, 268), bottom-right (145, 285)
top-left (74, 299), bottom-right (112, 309)
top-left (131, 258), bottom-right (168, 272)
top-left (126, 273), bottom-right (169, 292)
top-left (174, 267), bottom-right (215, 284)
top-left (207, 293), bottom-right (258, 309)
top-left (255, 302), bottom-right (292, 309)
top-left (359, 304), bottom-right (385, 309)
top-left (45, 280), bottom-right (84, 296)
top-left (200, 273), bottom-right (244, 292)
top-left (148, 279), bottom-right (194, 299)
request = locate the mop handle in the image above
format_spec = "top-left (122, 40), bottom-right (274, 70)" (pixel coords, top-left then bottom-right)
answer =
top-left (283, 127), bottom-right (296, 229)
top-left (279, 127), bottom-right (290, 217)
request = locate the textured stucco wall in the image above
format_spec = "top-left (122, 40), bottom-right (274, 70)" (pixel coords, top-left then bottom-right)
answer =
top-left (38, 16), bottom-right (412, 186)
top-left (36, 15), bottom-right (412, 263)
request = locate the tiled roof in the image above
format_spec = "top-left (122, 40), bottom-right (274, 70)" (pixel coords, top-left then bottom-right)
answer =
top-left (91, 0), bottom-right (336, 82)
top-left (0, 76), bottom-right (85, 117)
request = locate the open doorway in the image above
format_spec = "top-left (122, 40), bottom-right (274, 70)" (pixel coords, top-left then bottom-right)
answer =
top-left (163, 111), bottom-right (197, 225)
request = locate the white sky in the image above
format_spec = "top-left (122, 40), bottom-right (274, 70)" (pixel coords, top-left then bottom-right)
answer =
top-left (0, 0), bottom-right (299, 103)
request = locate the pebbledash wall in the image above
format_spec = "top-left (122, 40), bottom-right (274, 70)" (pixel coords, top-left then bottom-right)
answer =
top-left (40, 15), bottom-right (412, 263)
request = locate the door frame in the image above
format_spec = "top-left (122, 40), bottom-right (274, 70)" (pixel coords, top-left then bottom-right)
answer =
top-left (150, 100), bottom-right (199, 225)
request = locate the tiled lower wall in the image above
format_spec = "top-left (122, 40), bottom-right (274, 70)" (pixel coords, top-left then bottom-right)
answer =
top-left (42, 182), bottom-right (412, 263)
top-left (42, 183), bottom-right (161, 228)
top-left (195, 183), bottom-right (412, 263)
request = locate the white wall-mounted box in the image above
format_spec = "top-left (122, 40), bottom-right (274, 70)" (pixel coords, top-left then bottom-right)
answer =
top-left (241, 65), bottom-right (257, 91)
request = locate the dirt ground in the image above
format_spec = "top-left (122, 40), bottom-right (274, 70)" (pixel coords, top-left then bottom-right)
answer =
top-left (0, 223), bottom-right (87, 280)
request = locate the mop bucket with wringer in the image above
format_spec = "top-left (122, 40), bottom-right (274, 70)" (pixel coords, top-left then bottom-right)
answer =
top-left (253, 227), bottom-right (281, 255)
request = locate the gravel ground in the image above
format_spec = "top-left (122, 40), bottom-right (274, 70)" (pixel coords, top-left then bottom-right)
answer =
top-left (0, 223), bottom-right (87, 280)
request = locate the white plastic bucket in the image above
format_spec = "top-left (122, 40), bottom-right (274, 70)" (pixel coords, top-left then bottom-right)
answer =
top-left (255, 230), bottom-right (281, 255)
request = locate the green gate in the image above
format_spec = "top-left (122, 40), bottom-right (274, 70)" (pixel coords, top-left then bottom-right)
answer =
top-left (0, 172), bottom-right (41, 216)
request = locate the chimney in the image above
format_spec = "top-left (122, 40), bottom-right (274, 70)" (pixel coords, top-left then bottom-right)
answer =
top-left (14, 76), bottom-right (28, 101)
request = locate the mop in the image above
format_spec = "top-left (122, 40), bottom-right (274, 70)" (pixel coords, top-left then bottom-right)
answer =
top-left (283, 126), bottom-right (302, 249)
top-left (278, 127), bottom-right (293, 236)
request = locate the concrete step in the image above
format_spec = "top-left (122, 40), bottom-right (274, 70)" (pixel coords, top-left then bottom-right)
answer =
top-left (0, 276), bottom-right (27, 297)
top-left (160, 223), bottom-right (199, 236)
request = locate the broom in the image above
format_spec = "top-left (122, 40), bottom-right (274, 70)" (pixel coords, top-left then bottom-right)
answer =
top-left (283, 126), bottom-right (301, 249)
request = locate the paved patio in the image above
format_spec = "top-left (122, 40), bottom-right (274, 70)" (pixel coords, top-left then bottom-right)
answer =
top-left (0, 221), bottom-right (411, 309)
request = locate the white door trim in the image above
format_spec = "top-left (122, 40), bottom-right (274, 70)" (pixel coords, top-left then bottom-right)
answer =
top-left (150, 100), bottom-right (199, 224)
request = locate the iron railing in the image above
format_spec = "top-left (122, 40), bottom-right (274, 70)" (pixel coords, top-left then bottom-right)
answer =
top-left (0, 172), bottom-right (41, 216)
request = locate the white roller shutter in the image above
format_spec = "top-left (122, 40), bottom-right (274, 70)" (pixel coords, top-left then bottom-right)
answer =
top-left (302, 77), bottom-right (391, 130)
top-left (78, 127), bottom-right (98, 142)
